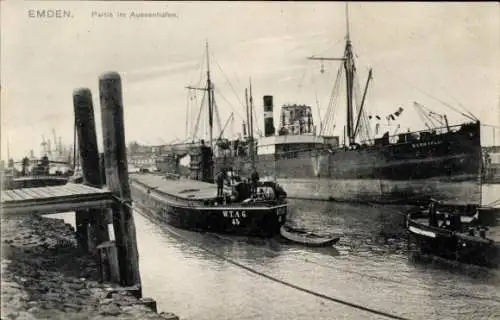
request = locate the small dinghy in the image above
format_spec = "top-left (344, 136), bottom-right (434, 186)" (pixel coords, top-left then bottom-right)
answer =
top-left (280, 225), bottom-right (340, 247)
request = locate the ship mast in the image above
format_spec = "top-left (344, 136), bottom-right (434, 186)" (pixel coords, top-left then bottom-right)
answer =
top-left (206, 41), bottom-right (214, 150)
top-left (187, 41), bottom-right (215, 150)
top-left (73, 119), bottom-right (77, 169)
top-left (248, 79), bottom-right (256, 171)
top-left (344, 3), bottom-right (355, 146)
top-left (307, 3), bottom-right (356, 146)
top-left (6, 131), bottom-right (10, 162)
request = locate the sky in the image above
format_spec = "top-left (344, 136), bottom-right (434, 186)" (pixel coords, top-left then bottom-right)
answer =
top-left (1, 1), bottom-right (499, 160)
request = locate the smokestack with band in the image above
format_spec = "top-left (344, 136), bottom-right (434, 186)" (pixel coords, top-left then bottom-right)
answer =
top-left (263, 95), bottom-right (275, 137)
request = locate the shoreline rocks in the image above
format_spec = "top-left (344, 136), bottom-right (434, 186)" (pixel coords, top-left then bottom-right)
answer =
top-left (1, 214), bottom-right (179, 320)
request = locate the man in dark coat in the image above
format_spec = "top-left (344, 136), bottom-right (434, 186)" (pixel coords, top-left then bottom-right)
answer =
top-left (216, 169), bottom-right (226, 197)
top-left (250, 169), bottom-right (259, 196)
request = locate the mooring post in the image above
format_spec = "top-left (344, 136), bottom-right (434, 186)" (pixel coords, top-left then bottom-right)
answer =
top-left (73, 88), bottom-right (110, 253)
top-left (99, 152), bottom-right (106, 185)
top-left (99, 71), bottom-right (142, 293)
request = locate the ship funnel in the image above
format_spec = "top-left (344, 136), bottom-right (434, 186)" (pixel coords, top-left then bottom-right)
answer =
top-left (263, 95), bottom-right (275, 137)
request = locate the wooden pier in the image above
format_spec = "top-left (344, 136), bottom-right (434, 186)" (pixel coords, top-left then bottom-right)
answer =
top-left (1, 72), bottom-right (149, 304)
top-left (1, 184), bottom-right (113, 216)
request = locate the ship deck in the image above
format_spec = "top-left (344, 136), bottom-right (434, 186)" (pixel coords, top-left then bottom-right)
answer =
top-left (130, 173), bottom-right (228, 201)
top-left (410, 217), bottom-right (500, 243)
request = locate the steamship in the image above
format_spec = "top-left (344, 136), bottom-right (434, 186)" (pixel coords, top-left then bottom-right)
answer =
top-left (214, 97), bottom-right (481, 205)
top-left (211, 8), bottom-right (483, 205)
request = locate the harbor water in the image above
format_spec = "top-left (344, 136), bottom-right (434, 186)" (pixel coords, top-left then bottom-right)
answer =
top-left (53, 184), bottom-right (500, 320)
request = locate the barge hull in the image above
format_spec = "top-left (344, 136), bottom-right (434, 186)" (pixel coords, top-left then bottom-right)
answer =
top-left (130, 179), bottom-right (287, 238)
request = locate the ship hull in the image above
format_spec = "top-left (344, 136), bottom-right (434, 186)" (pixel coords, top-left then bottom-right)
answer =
top-left (214, 122), bottom-right (482, 205)
top-left (407, 218), bottom-right (500, 268)
top-left (275, 176), bottom-right (480, 204)
top-left (130, 178), bottom-right (288, 238)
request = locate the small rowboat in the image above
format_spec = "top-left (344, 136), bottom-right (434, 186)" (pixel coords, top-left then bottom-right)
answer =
top-left (280, 225), bottom-right (340, 247)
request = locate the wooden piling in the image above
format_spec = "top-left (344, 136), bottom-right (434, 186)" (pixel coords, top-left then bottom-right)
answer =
top-left (74, 208), bottom-right (90, 250)
top-left (99, 152), bottom-right (106, 185)
top-left (99, 71), bottom-right (141, 291)
top-left (73, 88), bottom-right (110, 253)
top-left (96, 240), bottom-right (120, 283)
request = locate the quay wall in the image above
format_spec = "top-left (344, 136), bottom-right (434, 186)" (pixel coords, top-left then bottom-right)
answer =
top-left (1, 214), bottom-right (179, 320)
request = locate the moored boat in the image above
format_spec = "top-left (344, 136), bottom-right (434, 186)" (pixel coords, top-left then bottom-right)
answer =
top-left (2, 157), bottom-right (73, 190)
top-left (130, 173), bottom-right (288, 238)
top-left (406, 199), bottom-right (500, 268)
top-left (279, 225), bottom-right (340, 247)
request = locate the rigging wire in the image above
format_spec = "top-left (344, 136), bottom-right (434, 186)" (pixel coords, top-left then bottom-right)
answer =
top-left (251, 92), bottom-right (262, 138)
top-left (211, 55), bottom-right (264, 137)
top-left (310, 67), bottom-right (322, 133)
top-left (321, 65), bottom-right (344, 136)
top-left (484, 197), bottom-right (500, 207)
top-left (185, 89), bottom-right (191, 139)
top-left (191, 91), bottom-right (200, 140)
top-left (212, 95), bottom-right (223, 138)
top-left (212, 54), bottom-right (264, 138)
top-left (213, 56), bottom-right (246, 114)
top-left (317, 36), bottom-right (345, 58)
top-left (353, 70), bottom-right (372, 141)
top-left (214, 87), bottom-right (247, 126)
top-left (372, 64), bottom-right (477, 123)
top-left (412, 102), bottom-right (438, 129)
top-left (196, 51), bottom-right (207, 89)
top-left (354, 8), bottom-right (479, 122)
top-left (414, 106), bottom-right (432, 131)
top-left (192, 91), bottom-right (207, 141)
top-left (185, 50), bottom-right (207, 140)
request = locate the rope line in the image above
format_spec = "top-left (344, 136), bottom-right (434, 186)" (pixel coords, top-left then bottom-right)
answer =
top-left (209, 232), bottom-right (419, 287)
top-left (484, 198), bottom-right (500, 207)
top-left (126, 203), bottom-right (411, 320)
top-left (126, 201), bottom-right (500, 304)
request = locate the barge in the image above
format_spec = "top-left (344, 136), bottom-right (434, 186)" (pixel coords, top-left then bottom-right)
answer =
top-left (130, 173), bottom-right (288, 238)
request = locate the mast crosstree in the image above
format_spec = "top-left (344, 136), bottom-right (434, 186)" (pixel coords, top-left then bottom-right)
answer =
top-left (186, 41), bottom-right (217, 149)
top-left (307, 3), bottom-right (371, 146)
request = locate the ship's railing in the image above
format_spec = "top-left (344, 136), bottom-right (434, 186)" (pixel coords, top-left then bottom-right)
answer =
top-left (356, 121), bottom-right (478, 146)
top-left (5, 174), bottom-right (69, 181)
top-left (8, 168), bottom-right (74, 178)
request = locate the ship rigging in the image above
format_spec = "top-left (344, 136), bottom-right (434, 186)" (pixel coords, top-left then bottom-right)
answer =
top-left (304, 3), bottom-right (480, 149)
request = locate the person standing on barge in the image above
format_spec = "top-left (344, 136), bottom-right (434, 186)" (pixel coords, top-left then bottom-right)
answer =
top-left (216, 169), bottom-right (226, 198)
top-left (250, 169), bottom-right (259, 196)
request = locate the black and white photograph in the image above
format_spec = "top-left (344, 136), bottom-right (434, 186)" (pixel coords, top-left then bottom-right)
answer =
top-left (1, 1), bottom-right (499, 319)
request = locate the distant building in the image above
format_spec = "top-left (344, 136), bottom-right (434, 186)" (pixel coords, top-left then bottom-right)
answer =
top-left (127, 143), bottom-right (161, 168)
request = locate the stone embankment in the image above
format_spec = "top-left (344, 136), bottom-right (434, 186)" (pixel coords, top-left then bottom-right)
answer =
top-left (1, 214), bottom-right (179, 320)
